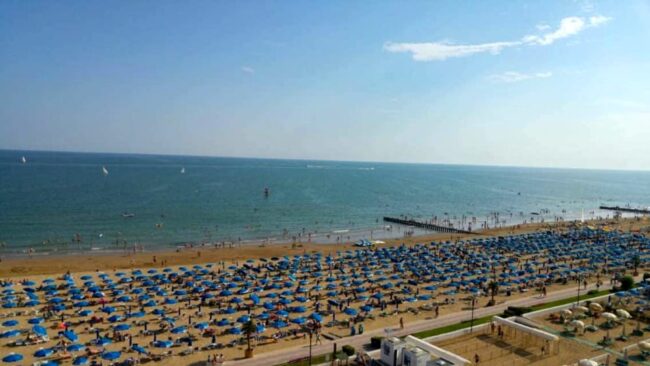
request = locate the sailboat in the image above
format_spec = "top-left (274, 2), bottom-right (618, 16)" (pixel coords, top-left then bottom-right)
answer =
top-left (180, 167), bottom-right (185, 174)
top-left (102, 166), bottom-right (109, 176)
top-left (21, 156), bottom-right (26, 164)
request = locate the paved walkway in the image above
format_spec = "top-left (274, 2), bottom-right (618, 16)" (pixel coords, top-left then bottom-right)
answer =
top-left (225, 281), bottom-right (620, 366)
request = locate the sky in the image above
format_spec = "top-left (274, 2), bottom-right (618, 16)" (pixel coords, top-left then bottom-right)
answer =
top-left (1, 0), bottom-right (649, 170)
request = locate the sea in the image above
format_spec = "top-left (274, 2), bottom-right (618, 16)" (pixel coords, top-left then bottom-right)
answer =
top-left (1, 149), bottom-right (649, 256)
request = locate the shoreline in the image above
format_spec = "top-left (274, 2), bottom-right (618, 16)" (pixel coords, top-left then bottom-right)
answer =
top-left (2, 217), bottom-right (647, 278)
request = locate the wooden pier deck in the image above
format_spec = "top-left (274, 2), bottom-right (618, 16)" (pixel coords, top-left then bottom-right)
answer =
top-left (383, 216), bottom-right (475, 235)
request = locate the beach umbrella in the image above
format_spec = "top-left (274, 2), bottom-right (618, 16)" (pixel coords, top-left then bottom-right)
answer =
top-left (113, 323), bottom-right (131, 331)
top-left (67, 344), bottom-right (85, 352)
top-left (344, 308), bottom-right (358, 316)
top-left (271, 320), bottom-right (288, 328)
top-left (154, 340), bottom-right (173, 348)
top-left (2, 353), bottom-right (23, 363)
top-left (602, 312), bottom-right (617, 321)
top-left (129, 311), bottom-right (145, 318)
top-left (616, 309), bottom-right (631, 319)
top-left (39, 361), bottom-right (59, 366)
top-left (360, 305), bottom-right (373, 312)
top-left (34, 348), bottom-right (54, 358)
top-left (73, 356), bottom-right (89, 365)
top-left (171, 325), bottom-right (187, 334)
top-left (101, 351), bottom-right (121, 361)
top-left (94, 337), bottom-right (112, 346)
top-left (0, 329), bottom-right (20, 338)
top-left (132, 344), bottom-right (148, 354)
top-left (165, 298), bottom-right (177, 305)
top-left (229, 327), bottom-right (242, 335)
top-left (237, 315), bottom-right (250, 323)
top-left (78, 310), bottom-right (93, 317)
top-left (578, 360), bottom-right (598, 366)
top-left (62, 330), bottom-right (78, 342)
top-left (1, 320), bottom-right (18, 327)
top-left (194, 322), bottom-right (209, 331)
top-left (639, 341), bottom-right (650, 352)
top-left (256, 324), bottom-right (266, 333)
top-left (216, 319), bottom-right (230, 326)
top-left (32, 325), bottom-right (47, 336)
top-left (310, 313), bottom-right (323, 322)
top-left (291, 317), bottom-right (306, 325)
top-left (28, 317), bottom-right (44, 324)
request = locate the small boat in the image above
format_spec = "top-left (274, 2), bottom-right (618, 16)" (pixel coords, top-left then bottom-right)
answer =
top-left (21, 156), bottom-right (27, 164)
top-left (122, 212), bottom-right (135, 218)
top-left (263, 187), bottom-right (270, 197)
top-left (180, 167), bottom-right (185, 174)
top-left (102, 166), bottom-right (109, 176)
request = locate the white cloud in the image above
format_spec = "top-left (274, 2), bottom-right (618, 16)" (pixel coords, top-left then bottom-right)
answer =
top-left (385, 15), bottom-right (611, 61)
top-left (536, 23), bottom-right (551, 31)
top-left (523, 16), bottom-right (609, 46)
top-left (383, 40), bottom-right (519, 61)
top-left (488, 71), bottom-right (553, 83)
top-left (241, 66), bottom-right (255, 74)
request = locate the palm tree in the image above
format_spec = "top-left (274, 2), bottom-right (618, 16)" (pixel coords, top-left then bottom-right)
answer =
top-left (488, 281), bottom-right (499, 306)
top-left (242, 320), bottom-right (257, 358)
top-left (633, 255), bottom-right (641, 276)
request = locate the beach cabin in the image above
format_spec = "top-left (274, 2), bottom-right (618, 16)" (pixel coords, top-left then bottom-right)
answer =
top-left (381, 337), bottom-right (407, 366)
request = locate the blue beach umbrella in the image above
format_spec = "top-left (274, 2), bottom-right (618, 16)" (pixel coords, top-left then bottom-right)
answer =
top-left (101, 351), bottom-right (121, 361)
top-left (153, 340), bottom-right (173, 348)
top-left (2, 320), bottom-right (18, 327)
top-left (62, 330), bottom-right (78, 342)
top-left (113, 323), bottom-right (131, 331)
top-left (73, 356), bottom-right (89, 365)
top-left (0, 329), bottom-right (20, 338)
top-left (28, 317), bottom-right (44, 324)
top-left (34, 348), bottom-right (54, 358)
top-left (2, 353), bottom-right (23, 363)
top-left (132, 344), bottom-right (148, 354)
top-left (32, 325), bottom-right (47, 336)
top-left (171, 326), bottom-right (187, 334)
top-left (344, 308), bottom-right (358, 316)
top-left (67, 343), bottom-right (85, 352)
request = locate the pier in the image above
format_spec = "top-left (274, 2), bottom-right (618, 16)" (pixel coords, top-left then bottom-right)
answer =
top-left (383, 216), bottom-right (476, 235)
top-left (600, 206), bottom-right (650, 215)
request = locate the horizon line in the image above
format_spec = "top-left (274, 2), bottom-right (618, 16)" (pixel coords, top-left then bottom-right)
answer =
top-left (0, 147), bottom-right (648, 174)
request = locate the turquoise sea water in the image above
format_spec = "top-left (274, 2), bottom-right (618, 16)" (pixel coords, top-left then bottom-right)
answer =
top-left (1, 149), bottom-right (649, 255)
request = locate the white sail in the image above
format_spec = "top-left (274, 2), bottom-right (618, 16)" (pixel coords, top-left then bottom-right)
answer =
top-left (180, 167), bottom-right (185, 174)
top-left (102, 166), bottom-right (109, 176)
top-left (21, 156), bottom-right (26, 164)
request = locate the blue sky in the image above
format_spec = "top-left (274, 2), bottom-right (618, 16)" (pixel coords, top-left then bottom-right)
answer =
top-left (1, 1), bottom-right (649, 170)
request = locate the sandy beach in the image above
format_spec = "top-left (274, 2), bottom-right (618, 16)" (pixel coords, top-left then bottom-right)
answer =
top-left (1, 217), bottom-right (648, 366)
top-left (4, 218), bottom-right (646, 279)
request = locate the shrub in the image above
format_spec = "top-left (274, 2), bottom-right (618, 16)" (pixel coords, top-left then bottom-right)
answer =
top-left (370, 336), bottom-right (383, 349)
top-left (644, 272), bottom-right (650, 281)
top-left (503, 306), bottom-right (531, 317)
top-left (621, 276), bottom-right (635, 291)
top-left (587, 289), bottom-right (598, 295)
top-left (342, 345), bottom-right (356, 356)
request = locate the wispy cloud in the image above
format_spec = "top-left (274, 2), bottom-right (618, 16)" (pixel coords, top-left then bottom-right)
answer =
top-left (523, 16), bottom-right (610, 46)
top-left (488, 71), bottom-right (553, 83)
top-left (383, 41), bottom-right (518, 62)
top-left (241, 66), bottom-right (255, 74)
top-left (384, 15), bottom-right (611, 61)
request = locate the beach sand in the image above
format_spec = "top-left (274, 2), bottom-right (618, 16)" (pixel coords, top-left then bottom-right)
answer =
top-left (4, 218), bottom-right (646, 279)
top-left (1, 217), bottom-right (648, 366)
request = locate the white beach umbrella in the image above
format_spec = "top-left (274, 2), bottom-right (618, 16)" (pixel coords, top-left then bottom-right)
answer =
top-left (578, 359), bottom-right (598, 366)
top-left (570, 320), bottom-right (585, 329)
top-left (560, 309), bottom-right (572, 317)
top-left (616, 309), bottom-right (631, 319)
top-left (639, 341), bottom-right (650, 351)
top-left (602, 312), bottom-right (617, 321)
top-left (589, 303), bottom-right (603, 312)
top-left (574, 306), bottom-right (589, 313)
